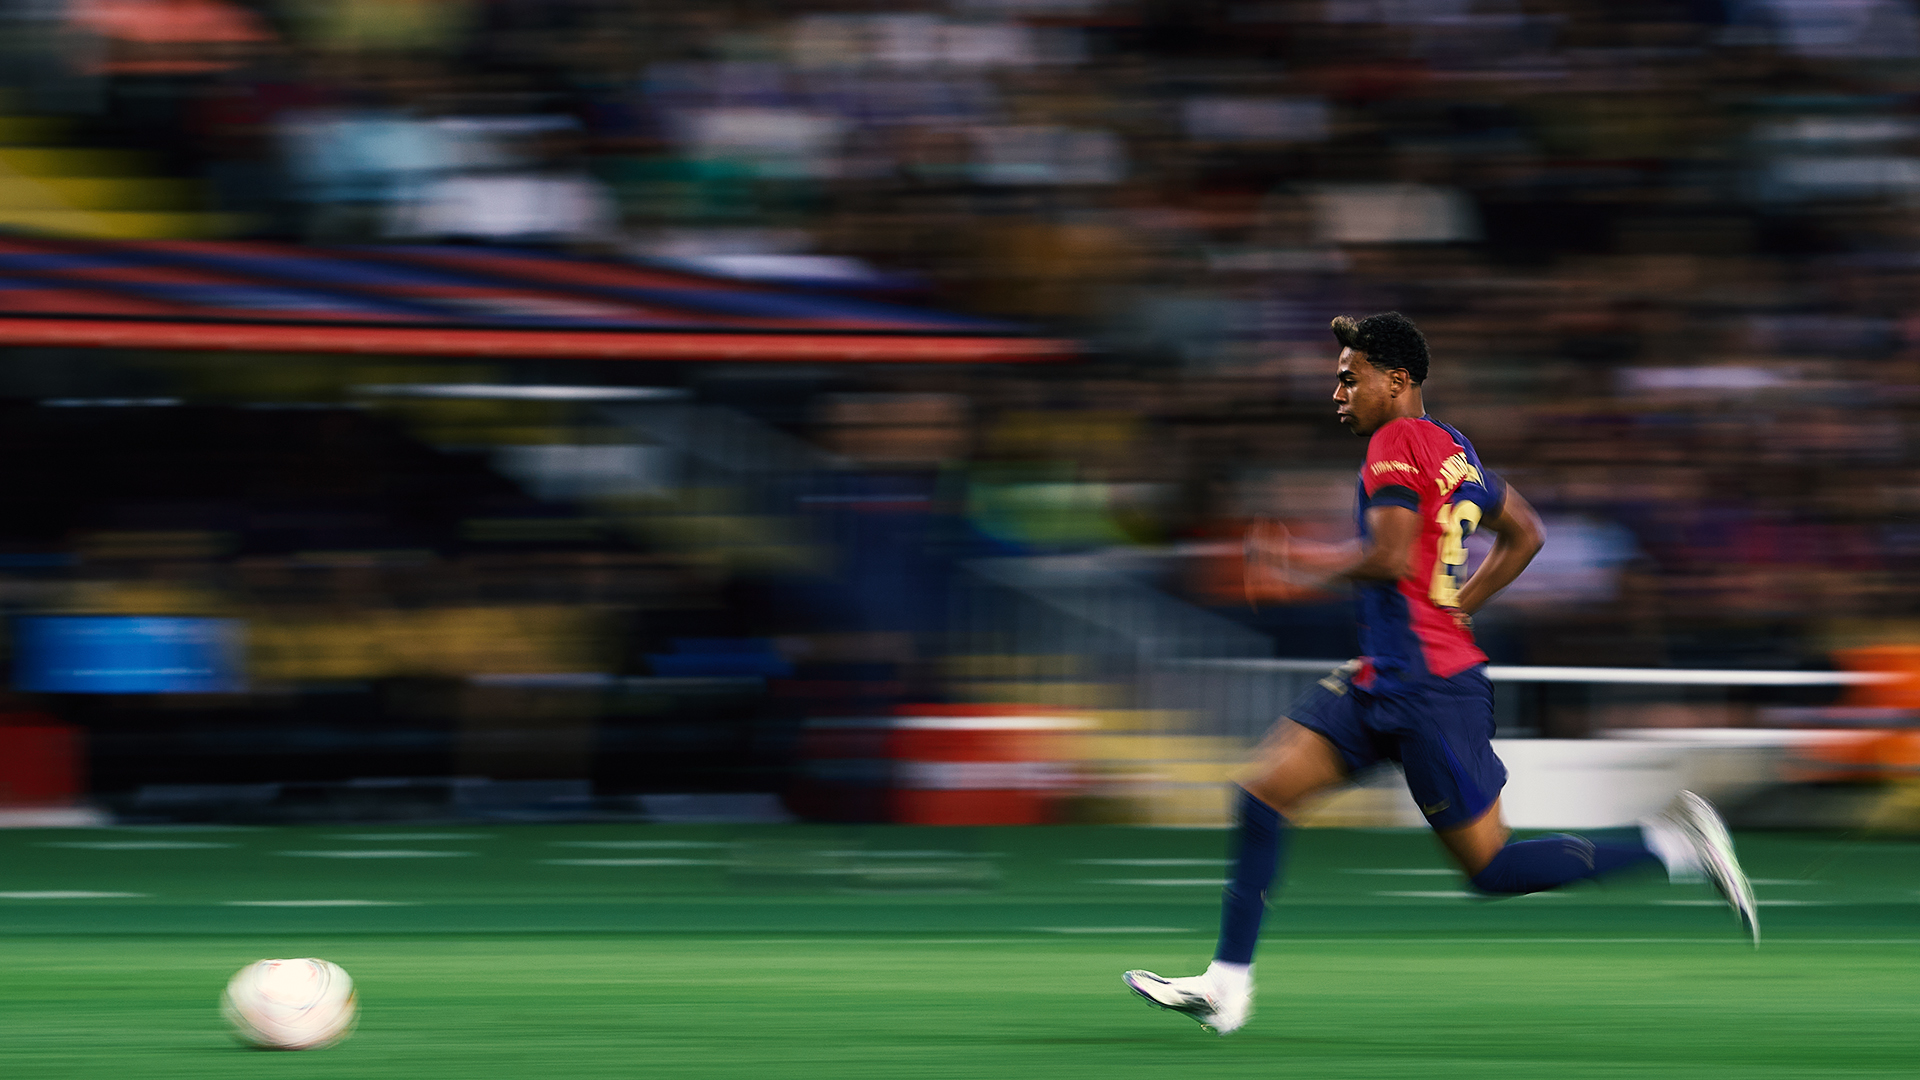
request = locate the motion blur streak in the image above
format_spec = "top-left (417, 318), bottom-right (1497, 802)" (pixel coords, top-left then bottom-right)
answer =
top-left (0, 0), bottom-right (1907, 830)
top-left (0, 2), bottom-right (1916, 1073)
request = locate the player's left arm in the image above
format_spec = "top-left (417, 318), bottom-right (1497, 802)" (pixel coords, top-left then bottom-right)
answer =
top-left (1452, 483), bottom-right (1544, 616)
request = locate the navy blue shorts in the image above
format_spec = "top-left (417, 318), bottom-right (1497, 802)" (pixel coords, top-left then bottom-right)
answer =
top-left (1286, 661), bottom-right (1505, 830)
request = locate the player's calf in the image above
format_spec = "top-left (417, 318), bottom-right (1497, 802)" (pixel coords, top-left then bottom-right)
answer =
top-left (1468, 832), bottom-right (1658, 895)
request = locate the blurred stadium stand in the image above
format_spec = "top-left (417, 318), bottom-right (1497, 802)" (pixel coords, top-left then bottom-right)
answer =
top-left (1, 0), bottom-right (1919, 829)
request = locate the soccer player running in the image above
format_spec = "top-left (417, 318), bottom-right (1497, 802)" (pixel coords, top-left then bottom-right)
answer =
top-left (1124, 312), bottom-right (1757, 1035)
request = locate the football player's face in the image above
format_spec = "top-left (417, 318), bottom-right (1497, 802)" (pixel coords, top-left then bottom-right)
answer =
top-left (1333, 349), bottom-right (1395, 436)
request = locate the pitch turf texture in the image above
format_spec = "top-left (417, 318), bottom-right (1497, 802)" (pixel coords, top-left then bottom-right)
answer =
top-left (3, 825), bottom-right (1917, 1079)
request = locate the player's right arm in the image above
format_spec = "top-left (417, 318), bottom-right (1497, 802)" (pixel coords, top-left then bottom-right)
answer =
top-left (1245, 505), bottom-right (1418, 588)
top-left (1341, 505), bottom-right (1420, 581)
top-left (1246, 417), bottom-right (1425, 589)
top-left (1452, 483), bottom-right (1544, 616)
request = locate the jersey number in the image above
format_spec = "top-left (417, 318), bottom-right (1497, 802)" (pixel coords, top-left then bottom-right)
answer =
top-left (1430, 501), bottom-right (1483, 608)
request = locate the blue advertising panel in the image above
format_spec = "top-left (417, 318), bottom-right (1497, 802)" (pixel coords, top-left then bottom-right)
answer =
top-left (14, 616), bottom-right (244, 694)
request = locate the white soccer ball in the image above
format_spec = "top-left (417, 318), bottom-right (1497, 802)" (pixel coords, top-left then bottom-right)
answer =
top-left (221, 958), bottom-right (358, 1050)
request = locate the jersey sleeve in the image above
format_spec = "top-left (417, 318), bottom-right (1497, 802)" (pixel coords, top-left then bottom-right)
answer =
top-left (1361, 420), bottom-right (1426, 512)
top-left (1459, 465), bottom-right (1506, 517)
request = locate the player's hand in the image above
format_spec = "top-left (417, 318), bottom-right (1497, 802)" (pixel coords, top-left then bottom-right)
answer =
top-left (1449, 609), bottom-right (1474, 633)
top-left (1242, 520), bottom-right (1290, 608)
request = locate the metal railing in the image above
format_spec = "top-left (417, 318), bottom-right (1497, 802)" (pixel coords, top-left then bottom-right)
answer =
top-left (1144, 659), bottom-right (1898, 741)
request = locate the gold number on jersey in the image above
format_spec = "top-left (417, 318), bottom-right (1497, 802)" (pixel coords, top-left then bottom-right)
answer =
top-left (1430, 500), bottom-right (1483, 608)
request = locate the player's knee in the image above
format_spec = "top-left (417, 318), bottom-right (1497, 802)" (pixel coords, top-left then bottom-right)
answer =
top-left (1468, 869), bottom-right (1522, 895)
top-left (1236, 774), bottom-right (1327, 821)
top-left (1467, 848), bottom-right (1526, 895)
top-left (1232, 780), bottom-right (1286, 816)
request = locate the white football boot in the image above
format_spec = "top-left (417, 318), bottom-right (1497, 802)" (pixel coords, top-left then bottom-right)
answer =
top-left (1122, 963), bottom-right (1252, 1035)
top-left (1652, 790), bottom-right (1759, 945)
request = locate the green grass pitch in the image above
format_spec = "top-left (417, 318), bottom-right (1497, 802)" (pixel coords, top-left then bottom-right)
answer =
top-left (2, 823), bottom-right (1917, 1078)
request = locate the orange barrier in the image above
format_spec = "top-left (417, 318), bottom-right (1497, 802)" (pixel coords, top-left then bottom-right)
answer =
top-left (1789, 729), bottom-right (1920, 783)
top-left (1834, 645), bottom-right (1920, 709)
top-left (1777, 647), bottom-right (1920, 782)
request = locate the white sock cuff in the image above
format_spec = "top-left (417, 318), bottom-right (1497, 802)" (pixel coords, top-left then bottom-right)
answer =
top-left (1641, 818), bottom-right (1703, 883)
top-left (1206, 960), bottom-right (1252, 989)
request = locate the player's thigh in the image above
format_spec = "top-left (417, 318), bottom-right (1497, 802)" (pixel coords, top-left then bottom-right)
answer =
top-left (1390, 672), bottom-right (1508, 844)
top-left (1434, 797), bottom-right (1511, 876)
top-left (1232, 719), bottom-right (1348, 816)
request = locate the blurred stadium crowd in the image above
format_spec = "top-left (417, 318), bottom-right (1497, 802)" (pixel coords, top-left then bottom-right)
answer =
top-left (1, 0), bottom-right (1920, 820)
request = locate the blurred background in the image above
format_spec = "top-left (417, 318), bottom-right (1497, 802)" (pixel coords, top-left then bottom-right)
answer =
top-left (0, 0), bottom-right (1917, 833)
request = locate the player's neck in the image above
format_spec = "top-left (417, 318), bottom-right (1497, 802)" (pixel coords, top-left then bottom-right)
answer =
top-left (1387, 389), bottom-right (1425, 423)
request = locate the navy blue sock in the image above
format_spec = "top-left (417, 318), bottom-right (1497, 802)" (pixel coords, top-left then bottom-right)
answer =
top-left (1469, 834), bottom-right (1658, 896)
top-left (1215, 786), bottom-right (1286, 965)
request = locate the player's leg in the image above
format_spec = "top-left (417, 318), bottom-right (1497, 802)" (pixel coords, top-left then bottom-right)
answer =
top-left (1435, 797), bottom-right (1659, 885)
top-left (1430, 795), bottom-right (1508, 874)
top-left (1235, 714), bottom-right (1352, 814)
top-left (1124, 666), bottom-right (1364, 1034)
top-left (1215, 718), bottom-right (1347, 960)
top-left (1438, 792), bottom-right (1757, 941)
top-left (1122, 719), bottom-right (1346, 1033)
top-left (1408, 672), bottom-right (1757, 940)
top-left (1401, 675), bottom-right (1664, 889)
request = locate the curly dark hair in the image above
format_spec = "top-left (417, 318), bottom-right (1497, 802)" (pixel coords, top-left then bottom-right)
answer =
top-left (1331, 311), bottom-right (1429, 384)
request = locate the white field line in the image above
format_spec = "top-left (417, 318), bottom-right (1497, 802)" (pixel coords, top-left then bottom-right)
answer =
top-left (548, 841), bottom-right (731, 849)
top-left (1656, 899), bottom-right (1845, 907)
top-left (814, 850), bottom-right (993, 858)
top-left (106, 825), bottom-right (262, 832)
top-left (0, 891), bottom-right (147, 899)
top-left (327, 833), bottom-right (496, 841)
top-left (712, 938), bottom-right (1062, 946)
top-left (702, 936), bottom-right (1920, 946)
top-left (224, 900), bottom-right (415, 907)
top-left (1143, 935), bottom-right (1898, 944)
top-left (1343, 868), bottom-right (1456, 875)
top-left (39, 841), bottom-right (235, 850)
top-left (1084, 878), bottom-right (1226, 886)
top-left (541, 858), bottom-right (728, 866)
top-left (1073, 859), bottom-right (1229, 866)
top-left (276, 850), bottom-right (475, 859)
top-left (1029, 926), bottom-right (1195, 934)
top-left (1372, 890), bottom-right (1563, 899)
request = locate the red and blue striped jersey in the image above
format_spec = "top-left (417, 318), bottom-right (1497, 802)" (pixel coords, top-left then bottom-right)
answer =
top-left (1353, 415), bottom-right (1505, 692)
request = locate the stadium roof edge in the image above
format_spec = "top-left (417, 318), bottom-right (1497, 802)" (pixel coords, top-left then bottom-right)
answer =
top-left (0, 237), bottom-right (1078, 363)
